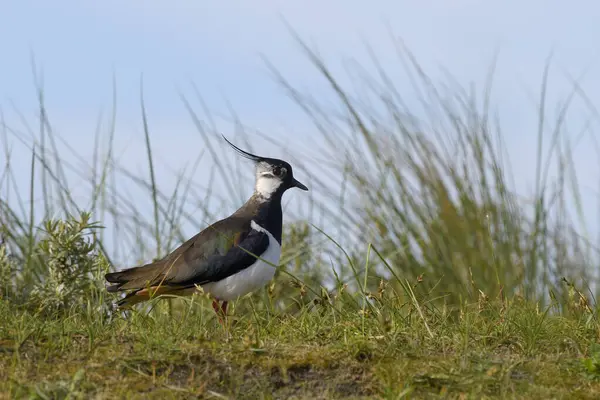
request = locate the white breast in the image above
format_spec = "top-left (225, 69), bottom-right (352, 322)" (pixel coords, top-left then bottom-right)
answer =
top-left (201, 220), bottom-right (280, 301)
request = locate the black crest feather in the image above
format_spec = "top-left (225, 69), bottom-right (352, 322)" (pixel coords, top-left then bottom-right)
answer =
top-left (221, 134), bottom-right (264, 162)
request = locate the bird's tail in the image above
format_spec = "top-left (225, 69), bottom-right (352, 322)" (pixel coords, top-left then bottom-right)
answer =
top-left (105, 262), bottom-right (167, 308)
top-left (115, 285), bottom-right (197, 308)
top-left (105, 262), bottom-right (164, 293)
top-left (105, 262), bottom-right (195, 308)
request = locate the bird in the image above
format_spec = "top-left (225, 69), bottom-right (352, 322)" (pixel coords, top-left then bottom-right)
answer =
top-left (104, 135), bottom-right (308, 322)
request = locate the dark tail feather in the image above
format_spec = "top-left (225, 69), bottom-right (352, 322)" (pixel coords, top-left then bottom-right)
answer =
top-left (106, 283), bottom-right (123, 293)
top-left (105, 270), bottom-right (130, 292)
top-left (105, 270), bottom-right (125, 283)
top-left (104, 263), bottom-right (165, 292)
top-left (105, 269), bottom-right (143, 284)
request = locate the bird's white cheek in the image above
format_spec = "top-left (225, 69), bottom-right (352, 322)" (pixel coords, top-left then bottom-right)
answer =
top-left (256, 177), bottom-right (282, 198)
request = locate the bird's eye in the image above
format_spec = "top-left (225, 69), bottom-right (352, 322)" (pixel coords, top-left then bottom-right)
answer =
top-left (272, 166), bottom-right (282, 177)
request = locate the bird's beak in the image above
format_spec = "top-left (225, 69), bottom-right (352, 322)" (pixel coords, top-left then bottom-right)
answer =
top-left (292, 178), bottom-right (309, 191)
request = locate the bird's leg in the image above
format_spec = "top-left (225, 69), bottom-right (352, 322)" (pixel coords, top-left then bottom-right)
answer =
top-left (212, 299), bottom-right (227, 325)
top-left (211, 299), bottom-right (220, 314)
top-left (212, 299), bottom-right (224, 324)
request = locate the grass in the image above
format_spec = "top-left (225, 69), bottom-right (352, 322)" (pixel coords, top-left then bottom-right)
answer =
top-left (2, 37), bottom-right (600, 398)
top-left (1, 284), bottom-right (600, 398)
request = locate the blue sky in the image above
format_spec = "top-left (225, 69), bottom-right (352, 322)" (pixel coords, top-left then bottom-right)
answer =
top-left (2, 1), bottom-right (600, 257)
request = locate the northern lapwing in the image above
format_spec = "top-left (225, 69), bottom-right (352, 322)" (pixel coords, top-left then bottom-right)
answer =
top-left (105, 135), bottom-right (308, 322)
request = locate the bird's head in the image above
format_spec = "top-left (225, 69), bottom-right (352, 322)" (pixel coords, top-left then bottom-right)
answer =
top-left (222, 135), bottom-right (309, 199)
